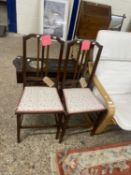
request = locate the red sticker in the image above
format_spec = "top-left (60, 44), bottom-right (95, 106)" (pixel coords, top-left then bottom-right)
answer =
top-left (41, 35), bottom-right (52, 46)
top-left (81, 40), bottom-right (91, 51)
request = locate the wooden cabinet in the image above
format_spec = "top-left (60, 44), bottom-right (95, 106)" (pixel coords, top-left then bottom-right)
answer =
top-left (75, 1), bottom-right (111, 39)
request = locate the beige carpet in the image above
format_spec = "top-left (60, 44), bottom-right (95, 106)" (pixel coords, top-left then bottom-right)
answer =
top-left (0, 34), bottom-right (131, 175)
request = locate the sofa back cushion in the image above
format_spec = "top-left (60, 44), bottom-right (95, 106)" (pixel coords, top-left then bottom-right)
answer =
top-left (94, 30), bottom-right (131, 95)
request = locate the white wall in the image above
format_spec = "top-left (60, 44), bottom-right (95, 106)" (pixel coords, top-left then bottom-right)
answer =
top-left (16, 0), bottom-right (73, 35)
top-left (16, 0), bottom-right (42, 34)
top-left (84, 0), bottom-right (131, 31)
top-left (16, 0), bottom-right (131, 34)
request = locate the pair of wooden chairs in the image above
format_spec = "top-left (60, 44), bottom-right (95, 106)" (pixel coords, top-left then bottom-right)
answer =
top-left (15, 34), bottom-right (105, 143)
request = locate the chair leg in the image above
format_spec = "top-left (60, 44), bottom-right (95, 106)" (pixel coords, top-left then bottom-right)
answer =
top-left (91, 112), bottom-right (113, 135)
top-left (55, 113), bottom-right (63, 139)
top-left (59, 115), bottom-right (70, 143)
top-left (16, 114), bottom-right (21, 143)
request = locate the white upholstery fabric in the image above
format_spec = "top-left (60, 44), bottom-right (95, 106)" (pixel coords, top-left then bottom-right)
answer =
top-left (95, 30), bottom-right (131, 95)
top-left (96, 61), bottom-right (131, 95)
top-left (94, 30), bottom-right (131, 130)
top-left (95, 30), bottom-right (131, 61)
top-left (112, 94), bottom-right (131, 130)
top-left (94, 90), bottom-right (131, 130)
top-left (16, 87), bottom-right (64, 113)
top-left (63, 88), bottom-right (105, 114)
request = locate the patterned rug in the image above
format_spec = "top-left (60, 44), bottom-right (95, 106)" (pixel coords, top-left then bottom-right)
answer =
top-left (51, 141), bottom-right (131, 175)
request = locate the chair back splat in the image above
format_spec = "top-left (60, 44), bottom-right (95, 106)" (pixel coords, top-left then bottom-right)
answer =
top-left (88, 41), bottom-right (103, 88)
top-left (62, 39), bottom-right (103, 88)
top-left (22, 34), bottom-right (64, 88)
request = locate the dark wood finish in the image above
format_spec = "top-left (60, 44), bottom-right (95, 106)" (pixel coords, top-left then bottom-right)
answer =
top-left (16, 114), bottom-right (21, 143)
top-left (59, 39), bottom-right (104, 143)
top-left (36, 35), bottom-right (40, 76)
top-left (16, 34), bottom-right (65, 142)
top-left (13, 34), bottom-right (76, 84)
top-left (75, 1), bottom-right (111, 39)
top-left (62, 40), bottom-right (103, 88)
top-left (22, 34), bottom-right (65, 87)
top-left (15, 34), bottom-right (103, 143)
top-left (13, 57), bottom-right (76, 83)
top-left (87, 42), bottom-right (103, 88)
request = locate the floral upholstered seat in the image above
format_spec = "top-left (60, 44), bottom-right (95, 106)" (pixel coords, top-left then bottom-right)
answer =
top-left (16, 87), bottom-right (64, 113)
top-left (15, 34), bottom-right (65, 143)
top-left (63, 88), bottom-right (105, 114)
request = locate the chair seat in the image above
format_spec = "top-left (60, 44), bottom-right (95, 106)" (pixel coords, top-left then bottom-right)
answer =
top-left (16, 87), bottom-right (64, 113)
top-left (112, 93), bottom-right (131, 130)
top-left (63, 88), bottom-right (105, 114)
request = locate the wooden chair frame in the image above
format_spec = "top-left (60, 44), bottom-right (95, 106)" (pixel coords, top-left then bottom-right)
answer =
top-left (16, 34), bottom-right (65, 143)
top-left (88, 63), bottom-right (116, 135)
top-left (59, 40), bottom-right (105, 142)
top-left (62, 40), bottom-right (103, 88)
top-left (22, 34), bottom-right (64, 87)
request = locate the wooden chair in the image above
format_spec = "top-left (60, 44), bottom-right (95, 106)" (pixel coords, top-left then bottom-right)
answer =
top-left (91, 30), bottom-right (131, 135)
top-left (13, 34), bottom-right (76, 84)
top-left (22, 34), bottom-right (65, 87)
top-left (15, 34), bottom-right (64, 142)
top-left (59, 39), bottom-right (106, 142)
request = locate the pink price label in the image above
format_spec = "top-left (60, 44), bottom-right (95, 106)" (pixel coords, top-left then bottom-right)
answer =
top-left (81, 40), bottom-right (91, 51)
top-left (41, 35), bottom-right (52, 46)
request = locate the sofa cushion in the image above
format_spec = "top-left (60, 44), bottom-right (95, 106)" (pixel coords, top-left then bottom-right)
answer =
top-left (112, 93), bottom-right (131, 130)
top-left (94, 30), bottom-right (131, 95)
top-left (95, 30), bottom-right (131, 61)
top-left (93, 30), bottom-right (131, 131)
top-left (96, 61), bottom-right (131, 95)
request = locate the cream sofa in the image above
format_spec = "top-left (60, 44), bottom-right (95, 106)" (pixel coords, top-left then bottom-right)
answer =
top-left (91, 30), bottom-right (131, 134)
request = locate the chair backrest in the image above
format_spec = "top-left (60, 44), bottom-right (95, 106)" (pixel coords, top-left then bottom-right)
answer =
top-left (62, 39), bottom-right (103, 88)
top-left (94, 30), bottom-right (131, 95)
top-left (22, 34), bottom-right (64, 87)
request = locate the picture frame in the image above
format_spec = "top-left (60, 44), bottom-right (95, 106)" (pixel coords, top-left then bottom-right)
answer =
top-left (40, 0), bottom-right (70, 40)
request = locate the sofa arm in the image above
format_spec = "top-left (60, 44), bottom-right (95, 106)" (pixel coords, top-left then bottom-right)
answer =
top-left (93, 75), bottom-right (115, 111)
top-left (88, 63), bottom-right (116, 134)
top-left (89, 62), bottom-right (115, 111)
